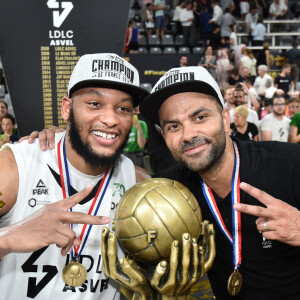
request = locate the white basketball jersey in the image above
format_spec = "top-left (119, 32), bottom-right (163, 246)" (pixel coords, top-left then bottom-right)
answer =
top-left (0, 132), bottom-right (136, 300)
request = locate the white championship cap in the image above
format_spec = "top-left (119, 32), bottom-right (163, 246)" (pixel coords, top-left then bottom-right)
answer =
top-left (140, 66), bottom-right (225, 125)
top-left (68, 53), bottom-right (149, 107)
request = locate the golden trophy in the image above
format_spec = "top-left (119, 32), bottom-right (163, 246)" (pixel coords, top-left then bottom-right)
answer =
top-left (102, 178), bottom-right (216, 300)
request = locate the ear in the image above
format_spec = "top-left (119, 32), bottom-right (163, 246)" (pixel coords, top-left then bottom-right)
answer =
top-left (61, 96), bottom-right (72, 121)
top-left (222, 108), bottom-right (231, 134)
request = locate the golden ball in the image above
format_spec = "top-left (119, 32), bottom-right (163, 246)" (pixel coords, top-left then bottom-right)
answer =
top-left (114, 178), bottom-right (202, 264)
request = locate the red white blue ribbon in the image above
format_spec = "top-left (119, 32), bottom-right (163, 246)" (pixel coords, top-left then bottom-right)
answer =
top-left (57, 134), bottom-right (114, 261)
top-left (200, 141), bottom-right (241, 270)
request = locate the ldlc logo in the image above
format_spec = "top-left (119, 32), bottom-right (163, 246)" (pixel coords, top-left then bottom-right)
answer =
top-left (47, 0), bottom-right (73, 28)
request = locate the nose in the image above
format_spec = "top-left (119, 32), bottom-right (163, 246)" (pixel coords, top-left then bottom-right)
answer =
top-left (98, 108), bottom-right (119, 127)
top-left (181, 122), bottom-right (198, 143)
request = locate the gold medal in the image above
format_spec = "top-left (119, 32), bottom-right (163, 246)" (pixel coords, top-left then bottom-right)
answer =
top-left (62, 260), bottom-right (87, 287)
top-left (227, 270), bottom-right (243, 296)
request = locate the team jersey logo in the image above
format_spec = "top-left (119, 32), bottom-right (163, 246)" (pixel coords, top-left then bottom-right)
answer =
top-left (32, 179), bottom-right (49, 195)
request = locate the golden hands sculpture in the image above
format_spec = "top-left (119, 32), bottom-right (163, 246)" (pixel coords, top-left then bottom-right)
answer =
top-left (101, 178), bottom-right (216, 299)
top-left (101, 222), bottom-right (215, 300)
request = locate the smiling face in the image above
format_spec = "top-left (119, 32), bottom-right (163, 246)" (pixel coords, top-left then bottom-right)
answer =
top-left (159, 92), bottom-right (230, 173)
top-left (62, 87), bottom-right (134, 171)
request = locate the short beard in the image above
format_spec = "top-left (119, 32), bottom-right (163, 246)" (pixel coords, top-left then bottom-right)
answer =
top-left (68, 107), bottom-right (129, 171)
top-left (173, 123), bottom-right (227, 174)
top-left (272, 110), bottom-right (283, 117)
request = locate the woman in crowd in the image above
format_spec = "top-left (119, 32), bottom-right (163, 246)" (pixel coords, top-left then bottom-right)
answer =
top-left (239, 47), bottom-right (257, 81)
top-left (230, 105), bottom-right (259, 141)
top-left (216, 40), bottom-right (233, 88)
top-left (256, 42), bottom-right (270, 72)
top-left (145, 3), bottom-right (155, 38)
top-left (198, 45), bottom-right (217, 80)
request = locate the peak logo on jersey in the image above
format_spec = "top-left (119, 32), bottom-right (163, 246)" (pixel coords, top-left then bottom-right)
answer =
top-left (33, 179), bottom-right (49, 195)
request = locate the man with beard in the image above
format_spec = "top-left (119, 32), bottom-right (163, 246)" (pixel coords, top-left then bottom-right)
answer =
top-left (139, 66), bottom-right (300, 299)
top-left (260, 94), bottom-right (291, 142)
top-left (0, 53), bottom-right (150, 300)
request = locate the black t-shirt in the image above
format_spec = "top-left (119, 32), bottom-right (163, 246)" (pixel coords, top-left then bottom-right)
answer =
top-left (228, 75), bottom-right (243, 86)
top-left (157, 139), bottom-right (300, 300)
top-left (274, 75), bottom-right (292, 96)
top-left (230, 122), bottom-right (258, 141)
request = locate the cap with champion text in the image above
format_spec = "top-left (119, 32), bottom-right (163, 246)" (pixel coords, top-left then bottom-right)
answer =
top-left (139, 66), bottom-right (225, 125)
top-left (68, 53), bottom-right (149, 107)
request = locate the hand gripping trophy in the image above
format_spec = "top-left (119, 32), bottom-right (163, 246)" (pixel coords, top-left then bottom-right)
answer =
top-left (102, 178), bottom-right (216, 300)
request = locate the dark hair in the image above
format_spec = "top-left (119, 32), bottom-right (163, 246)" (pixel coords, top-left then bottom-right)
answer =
top-left (234, 87), bottom-right (245, 95)
top-left (146, 3), bottom-right (152, 8)
top-left (1, 113), bottom-right (15, 125)
top-left (241, 37), bottom-right (248, 45)
top-left (272, 95), bottom-right (285, 105)
top-left (0, 100), bottom-right (8, 110)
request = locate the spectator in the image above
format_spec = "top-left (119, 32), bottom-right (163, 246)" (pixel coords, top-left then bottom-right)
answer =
top-left (232, 36), bottom-right (248, 67)
top-left (126, 20), bottom-right (139, 54)
top-left (239, 47), bottom-right (257, 79)
top-left (199, 5), bottom-right (213, 46)
top-left (252, 16), bottom-right (266, 46)
top-left (269, 0), bottom-right (288, 20)
top-left (286, 97), bottom-right (300, 119)
top-left (285, 40), bottom-right (300, 84)
top-left (207, 24), bottom-right (221, 50)
top-left (260, 95), bottom-right (290, 142)
top-left (228, 24), bottom-right (237, 50)
top-left (254, 64), bottom-right (273, 98)
top-left (123, 112), bottom-right (148, 168)
top-left (244, 78), bottom-right (260, 107)
top-left (260, 97), bottom-right (273, 119)
top-left (145, 3), bottom-right (155, 38)
top-left (290, 105), bottom-right (300, 143)
top-left (231, 87), bottom-right (259, 126)
top-left (240, 0), bottom-right (250, 21)
top-left (264, 78), bottom-right (278, 99)
top-left (230, 105), bottom-right (259, 141)
top-left (254, 0), bottom-right (268, 18)
top-left (224, 86), bottom-right (236, 110)
top-left (256, 42), bottom-right (271, 72)
top-left (228, 66), bottom-right (243, 86)
top-left (216, 41), bottom-right (233, 88)
top-left (180, 1), bottom-right (195, 46)
top-left (177, 55), bottom-right (188, 67)
top-left (198, 46), bottom-right (217, 81)
top-left (153, 0), bottom-right (167, 38)
top-left (0, 100), bottom-right (8, 133)
top-left (220, 7), bottom-right (236, 41)
top-left (240, 66), bottom-right (251, 82)
top-left (220, 0), bottom-right (235, 12)
top-left (172, 0), bottom-right (185, 35)
top-left (245, 4), bottom-right (259, 43)
top-left (209, 1), bottom-right (223, 26)
top-left (0, 114), bottom-right (19, 147)
top-left (275, 64), bottom-right (295, 98)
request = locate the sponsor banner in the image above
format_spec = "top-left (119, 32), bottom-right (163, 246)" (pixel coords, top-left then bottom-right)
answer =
top-left (0, 0), bottom-right (130, 135)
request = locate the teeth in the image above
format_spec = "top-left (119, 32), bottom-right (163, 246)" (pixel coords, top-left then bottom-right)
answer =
top-left (93, 131), bottom-right (116, 139)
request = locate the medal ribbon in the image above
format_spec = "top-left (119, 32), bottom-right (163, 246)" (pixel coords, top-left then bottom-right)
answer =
top-left (57, 134), bottom-right (114, 261)
top-left (200, 141), bottom-right (241, 270)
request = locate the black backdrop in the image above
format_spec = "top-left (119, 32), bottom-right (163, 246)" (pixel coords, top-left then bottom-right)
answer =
top-left (0, 0), bottom-right (131, 135)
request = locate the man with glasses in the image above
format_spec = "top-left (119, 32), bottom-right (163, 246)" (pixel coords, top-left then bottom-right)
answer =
top-left (260, 94), bottom-right (290, 142)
